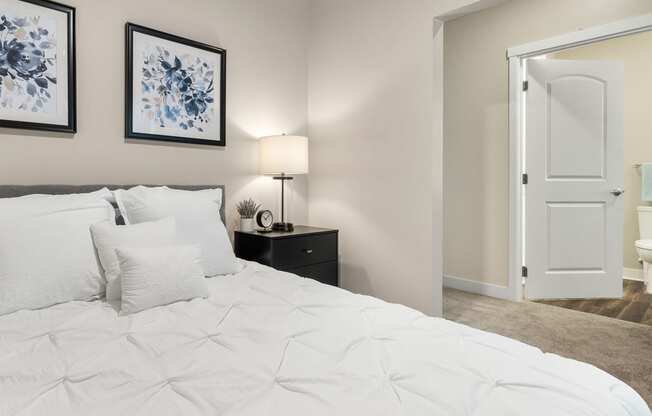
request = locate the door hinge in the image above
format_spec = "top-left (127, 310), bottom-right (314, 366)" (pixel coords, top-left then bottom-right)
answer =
top-left (523, 80), bottom-right (529, 91)
top-left (521, 266), bottom-right (528, 278)
top-left (522, 173), bottom-right (528, 185)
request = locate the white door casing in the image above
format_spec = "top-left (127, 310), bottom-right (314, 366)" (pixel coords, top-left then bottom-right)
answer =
top-left (525, 59), bottom-right (624, 300)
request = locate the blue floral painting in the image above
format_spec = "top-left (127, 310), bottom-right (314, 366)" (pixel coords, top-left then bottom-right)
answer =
top-left (140, 45), bottom-right (215, 133)
top-left (127, 24), bottom-right (225, 145)
top-left (0, 13), bottom-right (57, 113)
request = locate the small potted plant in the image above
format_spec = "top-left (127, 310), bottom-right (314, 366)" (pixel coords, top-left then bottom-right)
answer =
top-left (236, 198), bottom-right (261, 232)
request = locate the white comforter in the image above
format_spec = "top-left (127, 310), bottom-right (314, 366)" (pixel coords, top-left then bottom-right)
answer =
top-left (0, 261), bottom-right (649, 416)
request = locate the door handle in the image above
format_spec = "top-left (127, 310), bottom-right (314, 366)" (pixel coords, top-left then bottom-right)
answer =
top-left (610, 188), bottom-right (625, 196)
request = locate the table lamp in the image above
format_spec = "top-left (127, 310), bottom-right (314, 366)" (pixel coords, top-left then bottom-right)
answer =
top-left (259, 134), bottom-right (309, 232)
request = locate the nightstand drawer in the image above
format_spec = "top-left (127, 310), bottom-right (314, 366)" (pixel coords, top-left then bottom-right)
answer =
top-left (234, 226), bottom-right (339, 287)
top-left (285, 261), bottom-right (338, 287)
top-left (273, 233), bottom-right (337, 268)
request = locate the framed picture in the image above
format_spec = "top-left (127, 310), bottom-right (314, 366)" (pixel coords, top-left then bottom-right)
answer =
top-left (125, 23), bottom-right (226, 146)
top-left (0, 0), bottom-right (76, 133)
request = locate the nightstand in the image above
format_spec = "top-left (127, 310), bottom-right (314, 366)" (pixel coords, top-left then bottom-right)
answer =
top-left (234, 226), bottom-right (339, 287)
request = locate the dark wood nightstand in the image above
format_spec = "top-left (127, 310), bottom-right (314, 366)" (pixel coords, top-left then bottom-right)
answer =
top-left (234, 226), bottom-right (339, 287)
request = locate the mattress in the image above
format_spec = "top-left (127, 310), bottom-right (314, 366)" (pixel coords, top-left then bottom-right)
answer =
top-left (0, 261), bottom-right (649, 416)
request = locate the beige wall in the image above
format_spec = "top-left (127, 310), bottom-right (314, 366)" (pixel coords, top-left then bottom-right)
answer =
top-left (308, 0), bottom-right (464, 315)
top-left (0, 0), bottom-right (473, 316)
top-left (0, 0), bottom-right (310, 231)
top-left (550, 31), bottom-right (652, 272)
top-left (444, 0), bottom-right (652, 287)
top-left (3, 0), bottom-right (553, 315)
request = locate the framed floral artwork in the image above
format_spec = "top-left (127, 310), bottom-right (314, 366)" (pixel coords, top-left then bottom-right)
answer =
top-left (0, 0), bottom-right (76, 133)
top-left (125, 23), bottom-right (226, 146)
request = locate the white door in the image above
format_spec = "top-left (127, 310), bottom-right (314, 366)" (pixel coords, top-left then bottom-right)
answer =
top-left (525, 59), bottom-right (624, 300)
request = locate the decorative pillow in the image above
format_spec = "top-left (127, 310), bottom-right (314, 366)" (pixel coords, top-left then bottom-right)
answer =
top-left (90, 217), bottom-right (177, 300)
top-left (114, 186), bottom-right (238, 276)
top-left (117, 245), bottom-right (209, 315)
top-left (0, 195), bottom-right (115, 316)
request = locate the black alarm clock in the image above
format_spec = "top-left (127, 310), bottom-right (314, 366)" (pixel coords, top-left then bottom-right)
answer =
top-left (256, 210), bottom-right (274, 233)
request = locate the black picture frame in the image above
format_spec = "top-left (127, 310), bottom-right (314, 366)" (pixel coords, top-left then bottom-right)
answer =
top-left (0, 0), bottom-right (76, 133)
top-left (125, 23), bottom-right (227, 146)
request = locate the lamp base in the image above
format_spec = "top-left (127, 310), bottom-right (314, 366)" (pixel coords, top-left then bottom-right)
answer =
top-left (272, 222), bottom-right (294, 232)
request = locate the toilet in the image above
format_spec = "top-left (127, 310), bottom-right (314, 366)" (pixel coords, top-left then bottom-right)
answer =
top-left (635, 206), bottom-right (652, 293)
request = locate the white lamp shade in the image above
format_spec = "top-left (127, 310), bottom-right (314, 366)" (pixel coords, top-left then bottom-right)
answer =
top-left (259, 135), bottom-right (309, 175)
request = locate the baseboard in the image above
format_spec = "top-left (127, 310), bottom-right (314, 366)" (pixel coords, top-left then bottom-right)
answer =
top-left (623, 267), bottom-right (644, 282)
top-left (444, 271), bottom-right (644, 300)
top-left (444, 274), bottom-right (512, 300)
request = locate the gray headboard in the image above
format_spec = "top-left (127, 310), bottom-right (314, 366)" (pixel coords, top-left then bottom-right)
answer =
top-left (0, 185), bottom-right (226, 224)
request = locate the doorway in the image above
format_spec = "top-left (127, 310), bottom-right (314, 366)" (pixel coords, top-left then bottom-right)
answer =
top-left (508, 15), bottom-right (652, 324)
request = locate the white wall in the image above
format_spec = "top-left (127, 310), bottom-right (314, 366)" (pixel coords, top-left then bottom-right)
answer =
top-left (444, 0), bottom-right (652, 288)
top-left (307, 0), bottom-right (467, 315)
top-left (0, 0), bottom-right (310, 232)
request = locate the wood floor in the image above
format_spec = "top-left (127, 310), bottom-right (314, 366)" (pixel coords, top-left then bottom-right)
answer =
top-left (535, 279), bottom-right (652, 326)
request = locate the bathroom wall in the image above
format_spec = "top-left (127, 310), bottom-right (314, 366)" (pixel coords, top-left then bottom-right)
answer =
top-left (0, 0), bottom-right (310, 232)
top-left (550, 31), bottom-right (652, 276)
top-left (444, 0), bottom-right (652, 289)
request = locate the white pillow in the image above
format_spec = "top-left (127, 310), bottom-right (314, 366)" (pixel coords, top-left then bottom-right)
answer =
top-left (117, 245), bottom-right (209, 315)
top-left (0, 189), bottom-right (113, 221)
top-left (160, 186), bottom-right (223, 210)
top-left (0, 195), bottom-right (115, 316)
top-left (115, 186), bottom-right (223, 224)
top-left (114, 186), bottom-right (238, 276)
top-left (90, 217), bottom-right (177, 300)
top-left (8, 188), bottom-right (114, 209)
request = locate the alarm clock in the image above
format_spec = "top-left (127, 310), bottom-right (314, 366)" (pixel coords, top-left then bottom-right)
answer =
top-left (256, 210), bottom-right (274, 232)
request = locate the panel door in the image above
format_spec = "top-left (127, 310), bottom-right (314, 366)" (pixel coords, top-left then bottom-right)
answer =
top-left (526, 59), bottom-right (624, 300)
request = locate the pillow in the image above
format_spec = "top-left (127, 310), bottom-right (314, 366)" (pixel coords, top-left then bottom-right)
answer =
top-left (0, 195), bottom-right (115, 315)
top-left (114, 186), bottom-right (238, 276)
top-left (0, 189), bottom-right (113, 221)
top-left (160, 186), bottom-right (223, 210)
top-left (90, 217), bottom-right (177, 300)
top-left (115, 186), bottom-right (223, 225)
top-left (117, 245), bottom-right (209, 315)
top-left (7, 188), bottom-right (114, 207)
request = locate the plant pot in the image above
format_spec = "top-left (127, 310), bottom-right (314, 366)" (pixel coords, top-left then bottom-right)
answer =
top-left (240, 217), bottom-right (254, 232)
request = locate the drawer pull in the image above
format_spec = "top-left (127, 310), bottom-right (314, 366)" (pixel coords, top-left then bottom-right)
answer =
top-left (303, 249), bottom-right (314, 254)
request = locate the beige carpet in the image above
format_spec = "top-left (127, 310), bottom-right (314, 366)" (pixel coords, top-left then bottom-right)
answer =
top-left (444, 288), bottom-right (652, 408)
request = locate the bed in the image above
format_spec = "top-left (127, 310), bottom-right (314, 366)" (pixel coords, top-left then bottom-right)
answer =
top-left (0, 185), bottom-right (649, 416)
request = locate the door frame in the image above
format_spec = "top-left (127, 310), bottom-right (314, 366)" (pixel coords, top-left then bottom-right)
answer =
top-left (507, 13), bottom-right (652, 301)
